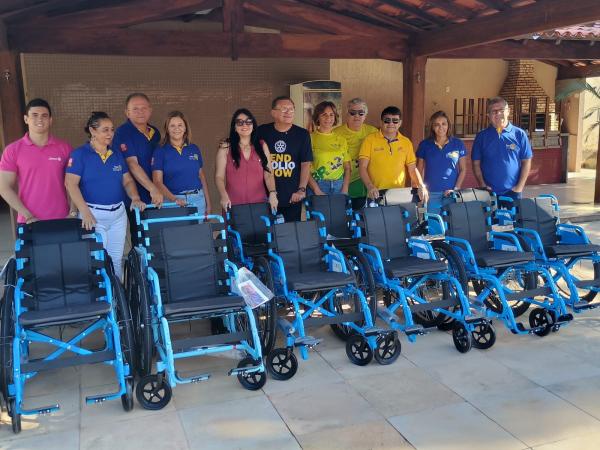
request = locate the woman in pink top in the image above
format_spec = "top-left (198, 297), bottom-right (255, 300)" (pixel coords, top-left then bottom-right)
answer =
top-left (215, 108), bottom-right (277, 211)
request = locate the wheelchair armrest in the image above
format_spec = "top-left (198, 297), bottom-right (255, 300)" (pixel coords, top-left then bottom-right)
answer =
top-left (227, 229), bottom-right (245, 261)
top-left (408, 238), bottom-right (436, 260)
top-left (311, 211), bottom-right (328, 238)
top-left (557, 223), bottom-right (590, 244)
top-left (489, 231), bottom-right (523, 251)
top-left (513, 227), bottom-right (546, 258)
top-left (423, 213), bottom-right (445, 235)
top-left (267, 251), bottom-right (288, 294)
top-left (323, 244), bottom-right (348, 273)
top-left (445, 236), bottom-right (477, 267)
top-left (224, 259), bottom-right (239, 277)
top-left (147, 267), bottom-right (164, 312)
top-left (259, 215), bottom-right (272, 227)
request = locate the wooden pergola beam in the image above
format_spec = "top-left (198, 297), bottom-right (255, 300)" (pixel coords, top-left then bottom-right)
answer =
top-left (8, 0), bottom-right (222, 28)
top-left (8, 27), bottom-right (407, 59)
top-left (437, 39), bottom-right (600, 60)
top-left (423, 0), bottom-right (473, 20)
top-left (414, 0), bottom-right (600, 56)
top-left (557, 64), bottom-right (600, 79)
top-left (377, 0), bottom-right (444, 27)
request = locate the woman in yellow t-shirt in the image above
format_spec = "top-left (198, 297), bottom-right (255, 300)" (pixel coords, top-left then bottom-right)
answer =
top-left (307, 101), bottom-right (351, 195)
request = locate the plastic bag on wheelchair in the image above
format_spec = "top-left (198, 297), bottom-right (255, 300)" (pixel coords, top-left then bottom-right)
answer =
top-left (232, 267), bottom-right (274, 308)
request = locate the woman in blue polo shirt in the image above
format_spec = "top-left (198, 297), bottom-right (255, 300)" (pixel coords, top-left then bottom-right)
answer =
top-left (65, 112), bottom-right (145, 278)
top-left (416, 111), bottom-right (467, 214)
top-left (152, 111), bottom-right (211, 215)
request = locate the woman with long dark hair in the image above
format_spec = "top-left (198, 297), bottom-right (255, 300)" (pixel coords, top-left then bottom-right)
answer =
top-left (215, 108), bottom-right (277, 211)
top-left (416, 110), bottom-right (467, 214)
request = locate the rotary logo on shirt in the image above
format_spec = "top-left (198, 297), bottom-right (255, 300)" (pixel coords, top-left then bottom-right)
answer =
top-left (507, 143), bottom-right (517, 151)
top-left (274, 140), bottom-right (287, 153)
top-left (120, 143), bottom-right (128, 152)
top-left (48, 156), bottom-right (62, 162)
top-left (67, 158), bottom-right (73, 167)
top-left (189, 154), bottom-right (199, 161)
top-left (112, 165), bottom-right (123, 172)
top-left (446, 151), bottom-right (460, 162)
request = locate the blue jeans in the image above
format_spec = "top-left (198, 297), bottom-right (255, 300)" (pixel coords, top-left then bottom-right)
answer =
top-left (176, 189), bottom-right (206, 216)
top-left (311, 179), bottom-right (344, 195)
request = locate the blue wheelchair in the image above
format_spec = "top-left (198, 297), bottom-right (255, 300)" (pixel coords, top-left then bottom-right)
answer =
top-left (126, 208), bottom-right (266, 410)
top-left (441, 200), bottom-right (573, 337)
top-left (355, 204), bottom-right (488, 353)
top-left (1, 219), bottom-right (135, 433)
top-left (512, 195), bottom-right (600, 312)
top-left (264, 216), bottom-right (397, 379)
top-left (226, 202), bottom-right (277, 354)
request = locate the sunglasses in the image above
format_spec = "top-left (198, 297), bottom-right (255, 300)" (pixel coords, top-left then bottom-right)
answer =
top-left (235, 119), bottom-right (253, 127)
top-left (348, 110), bottom-right (365, 116)
top-left (383, 118), bottom-right (400, 124)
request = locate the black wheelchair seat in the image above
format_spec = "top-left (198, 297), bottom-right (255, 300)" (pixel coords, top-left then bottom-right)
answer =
top-left (19, 302), bottom-right (111, 327)
top-left (384, 257), bottom-right (447, 279)
top-left (163, 295), bottom-right (245, 318)
top-left (545, 243), bottom-right (600, 258)
top-left (474, 249), bottom-right (534, 268)
top-left (286, 271), bottom-right (354, 291)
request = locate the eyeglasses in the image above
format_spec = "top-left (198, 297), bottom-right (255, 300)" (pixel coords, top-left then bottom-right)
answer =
top-left (490, 108), bottom-right (508, 115)
top-left (273, 107), bottom-right (295, 114)
top-left (383, 118), bottom-right (400, 124)
top-left (348, 110), bottom-right (365, 116)
top-left (235, 119), bottom-right (253, 127)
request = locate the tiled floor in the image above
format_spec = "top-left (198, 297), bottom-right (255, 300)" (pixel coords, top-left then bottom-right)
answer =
top-left (1, 177), bottom-right (600, 449)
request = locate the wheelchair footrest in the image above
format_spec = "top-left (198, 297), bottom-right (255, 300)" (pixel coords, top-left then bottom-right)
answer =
top-left (464, 313), bottom-right (486, 324)
top-left (294, 336), bottom-right (322, 348)
top-left (574, 279), bottom-right (600, 288)
top-left (505, 287), bottom-right (552, 301)
top-left (86, 389), bottom-right (121, 405)
top-left (20, 403), bottom-right (60, 416)
top-left (304, 312), bottom-right (363, 327)
top-left (573, 301), bottom-right (598, 311)
top-left (175, 371), bottom-right (210, 384)
top-left (409, 298), bottom-right (459, 314)
top-left (21, 349), bottom-right (115, 373)
top-left (363, 326), bottom-right (391, 337)
top-left (556, 313), bottom-right (574, 324)
top-left (228, 365), bottom-right (261, 377)
top-left (405, 324), bottom-right (426, 336)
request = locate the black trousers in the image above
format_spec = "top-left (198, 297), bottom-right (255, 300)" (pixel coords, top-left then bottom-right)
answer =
top-left (277, 202), bottom-right (303, 222)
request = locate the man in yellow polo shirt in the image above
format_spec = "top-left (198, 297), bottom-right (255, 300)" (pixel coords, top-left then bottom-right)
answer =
top-left (359, 106), bottom-right (428, 203)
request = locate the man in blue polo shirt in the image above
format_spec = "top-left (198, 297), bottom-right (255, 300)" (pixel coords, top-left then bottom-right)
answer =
top-left (113, 93), bottom-right (163, 243)
top-left (472, 97), bottom-right (532, 204)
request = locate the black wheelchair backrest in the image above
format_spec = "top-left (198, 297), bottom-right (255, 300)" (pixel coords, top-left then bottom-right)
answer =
top-left (160, 222), bottom-right (228, 303)
top-left (361, 205), bottom-right (409, 260)
top-left (306, 194), bottom-right (352, 238)
top-left (443, 201), bottom-right (489, 253)
top-left (140, 207), bottom-right (199, 247)
top-left (273, 220), bottom-right (324, 274)
top-left (228, 202), bottom-right (272, 245)
top-left (456, 188), bottom-right (494, 209)
top-left (28, 218), bottom-right (86, 244)
top-left (514, 197), bottom-right (557, 246)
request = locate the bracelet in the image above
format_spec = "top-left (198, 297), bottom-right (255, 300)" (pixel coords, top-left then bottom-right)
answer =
top-left (297, 187), bottom-right (306, 193)
top-left (269, 190), bottom-right (277, 194)
top-left (69, 211), bottom-right (78, 218)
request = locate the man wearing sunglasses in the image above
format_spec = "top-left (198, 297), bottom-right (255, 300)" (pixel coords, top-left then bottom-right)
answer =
top-left (359, 106), bottom-right (428, 203)
top-left (333, 98), bottom-right (378, 210)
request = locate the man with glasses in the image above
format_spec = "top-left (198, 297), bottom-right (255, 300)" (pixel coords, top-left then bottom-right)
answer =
top-left (333, 98), bottom-right (378, 209)
top-left (472, 96), bottom-right (532, 203)
top-left (257, 96), bottom-right (312, 222)
top-left (359, 106), bottom-right (428, 203)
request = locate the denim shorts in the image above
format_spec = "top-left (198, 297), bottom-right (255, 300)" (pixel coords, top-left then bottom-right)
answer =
top-left (176, 189), bottom-right (206, 216)
top-left (311, 179), bottom-right (344, 195)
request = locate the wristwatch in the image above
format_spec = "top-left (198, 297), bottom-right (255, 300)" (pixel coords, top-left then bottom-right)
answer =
top-left (69, 210), bottom-right (78, 218)
top-left (297, 187), bottom-right (306, 193)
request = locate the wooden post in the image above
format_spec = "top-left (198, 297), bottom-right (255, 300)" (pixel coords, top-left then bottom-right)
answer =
top-left (402, 54), bottom-right (427, 143)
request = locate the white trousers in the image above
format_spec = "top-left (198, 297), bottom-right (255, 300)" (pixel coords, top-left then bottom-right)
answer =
top-left (86, 202), bottom-right (127, 279)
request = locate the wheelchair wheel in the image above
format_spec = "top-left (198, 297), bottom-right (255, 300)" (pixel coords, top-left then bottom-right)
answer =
top-left (126, 252), bottom-right (153, 377)
top-left (330, 253), bottom-right (375, 341)
top-left (135, 373), bottom-right (172, 410)
top-left (471, 322), bottom-right (496, 350)
top-left (528, 308), bottom-right (553, 337)
top-left (452, 322), bottom-right (472, 353)
top-left (237, 357), bottom-right (267, 390)
top-left (0, 258), bottom-right (16, 400)
top-left (266, 348), bottom-right (298, 380)
top-left (432, 241), bottom-right (468, 330)
top-left (373, 332), bottom-right (401, 365)
top-left (110, 274), bottom-right (137, 382)
top-left (346, 249), bottom-right (377, 319)
top-left (251, 256), bottom-right (277, 354)
top-left (121, 377), bottom-right (134, 412)
top-left (472, 267), bottom-right (535, 318)
top-left (559, 258), bottom-right (600, 303)
top-left (345, 335), bottom-right (373, 366)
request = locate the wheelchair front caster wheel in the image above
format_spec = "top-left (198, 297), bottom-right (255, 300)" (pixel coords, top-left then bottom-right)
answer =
top-left (237, 357), bottom-right (267, 390)
top-left (374, 333), bottom-right (401, 365)
top-left (9, 399), bottom-right (21, 434)
top-left (529, 308), bottom-right (553, 337)
top-left (267, 348), bottom-right (298, 380)
top-left (452, 322), bottom-right (472, 353)
top-left (471, 322), bottom-right (496, 350)
top-left (346, 335), bottom-right (373, 366)
top-left (135, 374), bottom-right (172, 410)
top-left (121, 377), bottom-right (134, 412)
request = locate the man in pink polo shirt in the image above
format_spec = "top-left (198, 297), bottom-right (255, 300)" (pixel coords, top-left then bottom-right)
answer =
top-left (0, 98), bottom-right (72, 223)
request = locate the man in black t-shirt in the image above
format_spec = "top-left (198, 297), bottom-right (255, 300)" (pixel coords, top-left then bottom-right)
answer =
top-left (257, 96), bottom-right (313, 222)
